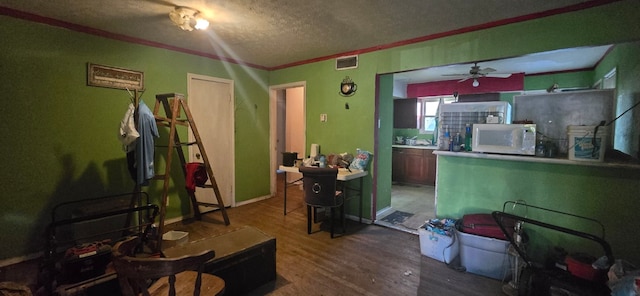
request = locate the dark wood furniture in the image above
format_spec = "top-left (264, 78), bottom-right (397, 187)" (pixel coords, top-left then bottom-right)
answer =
top-left (162, 226), bottom-right (276, 296)
top-left (392, 147), bottom-right (437, 185)
top-left (112, 236), bottom-right (225, 296)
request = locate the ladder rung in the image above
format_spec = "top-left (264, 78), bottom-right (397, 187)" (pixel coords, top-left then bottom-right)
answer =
top-left (155, 142), bottom-right (197, 148)
top-left (154, 116), bottom-right (189, 126)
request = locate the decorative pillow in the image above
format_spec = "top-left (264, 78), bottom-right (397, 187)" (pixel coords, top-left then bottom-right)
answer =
top-left (349, 149), bottom-right (371, 170)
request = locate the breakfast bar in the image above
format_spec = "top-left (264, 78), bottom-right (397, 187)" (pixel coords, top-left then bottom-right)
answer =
top-left (278, 165), bottom-right (367, 222)
top-left (433, 150), bottom-right (640, 264)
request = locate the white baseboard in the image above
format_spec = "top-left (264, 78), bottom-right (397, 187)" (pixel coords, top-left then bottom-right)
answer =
top-left (235, 194), bottom-right (272, 207)
top-left (376, 206), bottom-right (394, 219)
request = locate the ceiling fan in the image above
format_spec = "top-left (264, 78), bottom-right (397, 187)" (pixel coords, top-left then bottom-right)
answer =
top-left (443, 63), bottom-right (512, 86)
top-left (146, 0), bottom-right (210, 31)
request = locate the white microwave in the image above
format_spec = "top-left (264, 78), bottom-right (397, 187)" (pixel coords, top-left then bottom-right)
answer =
top-left (472, 124), bottom-right (537, 155)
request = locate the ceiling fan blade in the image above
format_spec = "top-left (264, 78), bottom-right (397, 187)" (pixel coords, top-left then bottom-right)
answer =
top-left (486, 73), bottom-right (512, 78)
top-left (478, 67), bottom-right (496, 74)
top-left (146, 0), bottom-right (177, 7)
top-left (458, 77), bottom-right (471, 83)
top-left (442, 73), bottom-right (470, 77)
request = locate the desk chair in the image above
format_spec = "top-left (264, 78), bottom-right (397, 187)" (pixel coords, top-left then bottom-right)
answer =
top-left (299, 167), bottom-right (345, 238)
top-left (112, 236), bottom-right (225, 296)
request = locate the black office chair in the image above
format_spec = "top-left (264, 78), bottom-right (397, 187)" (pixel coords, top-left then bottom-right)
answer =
top-left (299, 167), bottom-right (345, 238)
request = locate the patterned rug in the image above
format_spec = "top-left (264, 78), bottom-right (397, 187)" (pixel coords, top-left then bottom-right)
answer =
top-left (380, 210), bottom-right (414, 225)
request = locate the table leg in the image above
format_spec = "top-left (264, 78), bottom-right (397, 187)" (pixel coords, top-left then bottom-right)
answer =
top-left (283, 172), bottom-right (287, 215)
top-left (359, 177), bottom-right (363, 223)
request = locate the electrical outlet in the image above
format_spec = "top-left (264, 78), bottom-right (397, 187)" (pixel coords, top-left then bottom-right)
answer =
top-left (320, 114), bottom-right (327, 122)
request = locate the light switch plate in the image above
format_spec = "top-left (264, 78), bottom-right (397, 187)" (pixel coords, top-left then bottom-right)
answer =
top-left (320, 114), bottom-right (327, 122)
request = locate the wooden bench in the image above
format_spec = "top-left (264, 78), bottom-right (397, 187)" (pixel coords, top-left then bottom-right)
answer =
top-left (162, 226), bottom-right (276, 295)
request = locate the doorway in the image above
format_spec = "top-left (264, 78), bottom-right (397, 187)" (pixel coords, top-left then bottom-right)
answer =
top-left (187, 73), bottom-right (235, 209)
top-left (374, 77), bottom-right (437, 234)
top-left (269, 82), bottom-right (306, 197)
top-left (378, 183), bottom-right (436, 233)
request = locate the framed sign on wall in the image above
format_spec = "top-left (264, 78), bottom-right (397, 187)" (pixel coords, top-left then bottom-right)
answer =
top-left (87, 63), bottom-right (144, 91)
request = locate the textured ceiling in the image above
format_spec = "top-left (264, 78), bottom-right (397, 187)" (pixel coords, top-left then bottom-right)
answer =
top-left (0, 0), bottom-right (599, 69)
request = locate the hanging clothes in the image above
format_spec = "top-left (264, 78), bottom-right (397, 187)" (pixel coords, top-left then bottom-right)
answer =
top-left (126, 101), bottom-right (159, 186)
top-left (118, 103), bottom-right (139, 152)
top-left (185, 162), bottom-right (208, 193)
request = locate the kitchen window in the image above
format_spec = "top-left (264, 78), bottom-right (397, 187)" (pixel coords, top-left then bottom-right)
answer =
top-left (418, 96), bottom-right (456, 134)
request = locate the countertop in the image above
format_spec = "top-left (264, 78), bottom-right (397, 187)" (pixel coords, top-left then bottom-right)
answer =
top-left (433, 150), bottom-right (640, 170)
top-left (392, 144), bottom-right (438, 150)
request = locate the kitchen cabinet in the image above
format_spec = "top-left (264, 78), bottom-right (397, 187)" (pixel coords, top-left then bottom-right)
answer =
top-left (424, 149), bottom-right (436, 185)
top-left (392, 147), bottom-right (436, 185)
top-left (393, 98), bottom-right (418, 128)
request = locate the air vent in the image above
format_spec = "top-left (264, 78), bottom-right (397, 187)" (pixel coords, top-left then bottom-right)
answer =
top-left (336, 55), bottom-right (358, 70)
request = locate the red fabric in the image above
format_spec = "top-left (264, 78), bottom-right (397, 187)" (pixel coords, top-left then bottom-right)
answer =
top-left (185, 162), bottom-right (208, 193)
top-left (461, 213), bottom-right (513, 240)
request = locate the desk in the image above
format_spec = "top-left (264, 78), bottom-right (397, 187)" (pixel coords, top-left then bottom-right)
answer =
top-left (278, 165), bottom-right (367, 222)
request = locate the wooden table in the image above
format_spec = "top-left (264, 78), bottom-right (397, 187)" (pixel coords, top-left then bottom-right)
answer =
top-left (163, 226), bottom-right (276, 295)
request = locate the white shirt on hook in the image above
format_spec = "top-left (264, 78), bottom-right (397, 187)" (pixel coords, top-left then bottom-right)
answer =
top-left (118, 103), bottom-right (139, 152)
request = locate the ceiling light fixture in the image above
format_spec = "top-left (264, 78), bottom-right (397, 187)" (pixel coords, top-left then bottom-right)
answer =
top-left (169, 6), bottom-right (209, 31)
top-left (472, 79), bottom-right (479, 87)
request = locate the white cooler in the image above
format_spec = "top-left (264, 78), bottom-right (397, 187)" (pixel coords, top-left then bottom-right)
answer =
top-left (419, 222), bottom-right (459, 263)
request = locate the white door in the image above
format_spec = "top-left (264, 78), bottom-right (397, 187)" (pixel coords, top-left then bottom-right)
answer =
top-left (284, 87), bottom-right (305, 183)
top-left (269, 82), bottom-right (306, 196)
top-left (187, 74), bottom-right (234, 210)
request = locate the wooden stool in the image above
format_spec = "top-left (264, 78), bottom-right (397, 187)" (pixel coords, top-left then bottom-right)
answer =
top-left (146, 270), bottom-right (225, 295)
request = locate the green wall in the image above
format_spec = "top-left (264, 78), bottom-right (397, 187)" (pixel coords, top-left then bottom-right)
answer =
top-left (524, 70), bottom-right (595, 91)
top-left (1, 0), bottom-right (639, 262)
top-left (0, 15), bottom-right (269, 260)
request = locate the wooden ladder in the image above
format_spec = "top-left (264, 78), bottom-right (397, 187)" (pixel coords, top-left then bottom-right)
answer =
top-left (153, 93), bottom-right (230, 243)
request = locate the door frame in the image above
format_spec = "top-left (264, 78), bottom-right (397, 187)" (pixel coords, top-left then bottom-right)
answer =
top-left (269, 81), bottom-right (306, 197)
top-left (187, 73), bottom-right (235, 208)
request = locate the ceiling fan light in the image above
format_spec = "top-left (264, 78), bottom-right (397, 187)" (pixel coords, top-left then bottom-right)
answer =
top-left (472, 79), bottom-right (479, 87)
top-left (169, 7), bottom-right (207, 31)
top-left (194, 17), bottom-right (209, 30)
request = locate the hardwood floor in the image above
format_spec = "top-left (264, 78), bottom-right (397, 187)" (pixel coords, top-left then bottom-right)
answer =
top-left (163, 179), bottom-right (505, 296)
top-left (2, 178), bottom-right (504, 295)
